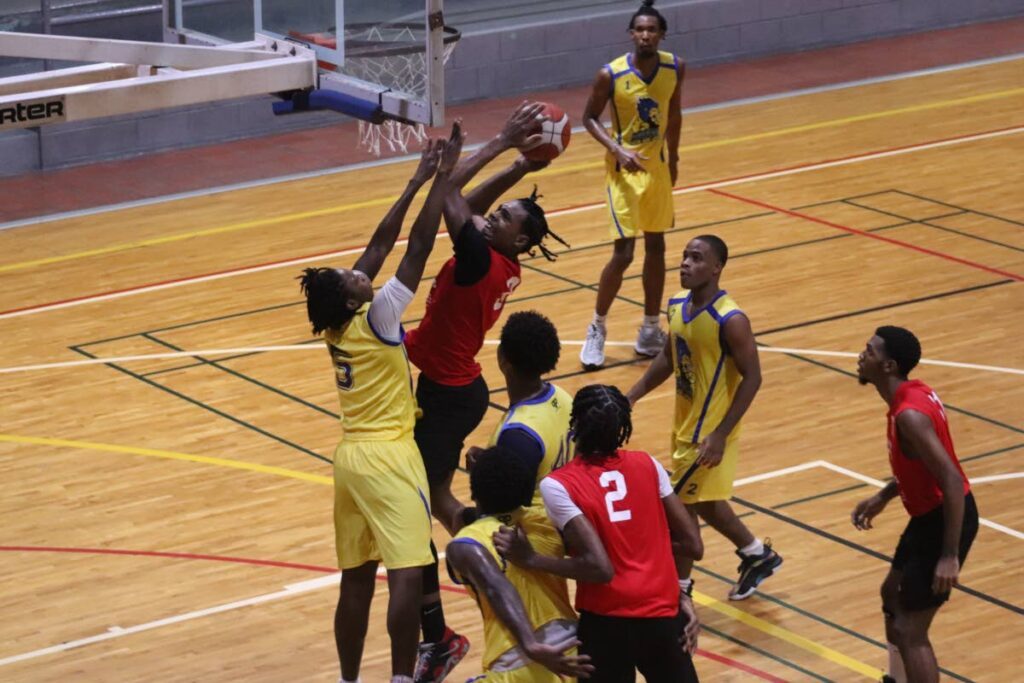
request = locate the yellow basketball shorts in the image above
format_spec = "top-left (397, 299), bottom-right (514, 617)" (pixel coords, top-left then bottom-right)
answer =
top-left (466, 660), bottom-right (570, 683)
top-left (605, 156), bottom-right (674, 239)
top-left (333, 437), bottom-right (434, 570)
top-left (671, 438), bottom-right (740, 503)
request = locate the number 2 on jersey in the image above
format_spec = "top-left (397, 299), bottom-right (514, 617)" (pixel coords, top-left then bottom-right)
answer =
top-left (600, 470), bottom-right (632, 522)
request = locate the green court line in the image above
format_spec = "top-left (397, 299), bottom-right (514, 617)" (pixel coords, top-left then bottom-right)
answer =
top-left (700, 623), bottom-right (830, 682)
top-left (69, 345), bottom-right (332, 464)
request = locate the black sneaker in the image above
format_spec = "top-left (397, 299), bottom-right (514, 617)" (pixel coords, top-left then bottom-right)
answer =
top-left (729, 540), bottom-right (783, 600)
top-left (414, 627), bottom-right (470, 683)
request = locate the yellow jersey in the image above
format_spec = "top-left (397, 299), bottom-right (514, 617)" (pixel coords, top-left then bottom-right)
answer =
top-left (488, 383), bottom-right (574, 508)
top-left (324, 302), bottom-right (417, 441)
top-left (448, 507), bottom-right (575, 671)
top-left (667, 290), bottom-right (745, 447)
top-left (605, 50), bottom-right (680, 162)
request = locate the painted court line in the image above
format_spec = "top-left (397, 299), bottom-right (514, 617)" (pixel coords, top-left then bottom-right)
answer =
top-left (2, 123), bottom-right (1023, 321)
top-left (3, 342), bottom-right (1020, 377)
top-left (736, 460), bottom-right (1024, 541)
top-left (0, 545), bottom-right (787, 680)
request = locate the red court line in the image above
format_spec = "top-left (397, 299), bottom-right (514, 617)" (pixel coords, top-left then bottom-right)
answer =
top-left (3, 123), bottom-right (1022, 319)
top-left (709, 188), bottom-right (1024, 282)
top-left (2, 544), bottom-right (786, 679)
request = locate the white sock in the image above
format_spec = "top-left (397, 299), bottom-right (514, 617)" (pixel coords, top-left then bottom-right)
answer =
top-left (592, 313), bottom-right (607, 328)
top-left (739, 538), bottom-right (764, 557)
top-left (391, 677), bottom-right (414, 683)
top-left (642, 315), bottom-right (660, 327)
top-left (887, 643), bottom-right (906, 682)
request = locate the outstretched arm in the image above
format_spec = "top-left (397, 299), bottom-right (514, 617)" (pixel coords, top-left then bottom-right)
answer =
top-left (442, 102), bottom-right (545, 238)
top-left (446, 541), bottom-right (594, 678)
top-left (394, 122), bottom-right (464, 292)
top-left (897, 409), bottom-right (966, 594)
top-left (697, 313), bottom-right (761, 467)
top-left (352, 141), bottom-right (440, 280)
top-left (627, 332), bottom-right (673, 405)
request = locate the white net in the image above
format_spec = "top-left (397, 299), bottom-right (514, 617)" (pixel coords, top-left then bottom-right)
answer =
top-left (338, 25), bottom-right (459, 156)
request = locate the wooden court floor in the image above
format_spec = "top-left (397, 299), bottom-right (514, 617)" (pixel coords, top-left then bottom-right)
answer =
top-left (0, 57), bottom-right (1021, 682)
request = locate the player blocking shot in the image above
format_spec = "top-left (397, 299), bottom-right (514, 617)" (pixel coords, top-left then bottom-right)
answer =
top-left (403, 103), bottom-right (570, 683)
top-left (298, 124), bottom-right (463, 683)
top-left (853, 326), bottom-right (978, 683)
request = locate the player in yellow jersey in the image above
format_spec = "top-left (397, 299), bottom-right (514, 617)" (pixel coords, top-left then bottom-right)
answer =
top-left (298, 124), bottom-right (463, 683)
top-left (579, 0), bottom-right (684, 370)
top-left (628, 235), bottom-right (783, 601)
top-left (447, 446), bottom-right (594, 682)
top-left (462, 311), bottom-right (572, 519)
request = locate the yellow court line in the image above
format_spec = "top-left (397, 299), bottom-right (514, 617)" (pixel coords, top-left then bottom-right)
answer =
top-left (2, 84), bottom-right (1022, 275)
top-left (0, 433), bottom-right (333, 486)
top-left (693, 591), bottom-right (883, 679)
top-left (6, 430), bottom-right (885, 675)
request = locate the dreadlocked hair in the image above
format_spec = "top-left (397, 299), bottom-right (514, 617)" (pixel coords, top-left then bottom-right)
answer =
top-left (570, 384), bottom-right (633, 458)
top-left (298, 267), bottom-right (356, 335)
top-left (517, 186), bottom-right (569, 262)
top-left (630, 0), bottom-right (668, 31)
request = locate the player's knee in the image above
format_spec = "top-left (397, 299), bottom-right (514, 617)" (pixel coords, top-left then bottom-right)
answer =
top-left (643, 232), bottom-right (665, 255)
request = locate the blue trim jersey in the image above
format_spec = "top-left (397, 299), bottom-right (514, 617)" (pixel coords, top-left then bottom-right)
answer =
top-left (605, 51), bottom-right (680, 160)
top-left (667, 290), bottom-right (745, 447)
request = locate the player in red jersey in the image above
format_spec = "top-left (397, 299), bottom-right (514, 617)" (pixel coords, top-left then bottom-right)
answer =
top-left (406, 103), bottom-right (569, 683)
top-left (853, 326), bottom-right (978, 683)
top-left (496, 384), bottom-right (703, 682)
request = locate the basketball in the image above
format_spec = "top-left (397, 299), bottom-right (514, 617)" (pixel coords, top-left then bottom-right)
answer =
top-left (523, 102), bottom-right (571, 162)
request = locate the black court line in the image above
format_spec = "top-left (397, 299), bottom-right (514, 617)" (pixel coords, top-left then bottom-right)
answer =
top-left (732, 496), bottom-right (1023, 616)
top-left (891, 189), bottom-right (1024, 230)
top-left (700, 623), bottom-right (830, 681)
top-left (693, 564), bottom-right (972, 682)
top-left (141, 338), bottom-right (322, 378)
top-left (69, 345), bottom-right (332, 464)
top-left (142, 333), bottom-right (339, 419)
top-left (771, 482), bottom-right (869, 510)
top-left (844, 200), bottom-right (1024, 253)
top-left (755, 279), bottom-right (1012, 336)
top-left (961, 442), bottom-right (1024, 464)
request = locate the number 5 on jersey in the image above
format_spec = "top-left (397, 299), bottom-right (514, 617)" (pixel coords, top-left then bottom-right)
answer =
top-left (330, 346), bottom-right (354, 390)
top-left (600, 470), bottom-right (632, 522)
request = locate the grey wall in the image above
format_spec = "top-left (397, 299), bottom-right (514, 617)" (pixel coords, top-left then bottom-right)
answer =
top-left (445, 0), bottom-right (1024, 102)
top-left (2, 0), bottom-right (1022, 175)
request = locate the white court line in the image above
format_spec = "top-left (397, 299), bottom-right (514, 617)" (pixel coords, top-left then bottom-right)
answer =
top-left (2, 341), bottom-right (1022, 376)
top-left (815, 461), bottom-right (1024, 540)
top-left (3, 122), bottom-right (1023, 324)
top-left (970, 473), bottom-right (1024, 484)
top-left (3, 51), bottom-right (1019, 233)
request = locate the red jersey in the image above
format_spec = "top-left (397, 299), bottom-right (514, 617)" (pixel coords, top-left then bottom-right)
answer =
top-left (887, 380), bottom-right (970, 517)
top-left (405, 227), bottom-right (520, 386)
top-left (547, 449), bottom-right (679, 618)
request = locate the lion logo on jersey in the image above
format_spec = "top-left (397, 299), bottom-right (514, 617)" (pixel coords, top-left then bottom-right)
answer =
top-left (629, 96), bottom-right (661, 144)
top-left (674, 336), bottom-right (694, 400)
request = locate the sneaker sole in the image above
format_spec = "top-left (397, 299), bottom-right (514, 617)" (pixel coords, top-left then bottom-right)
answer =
top-left (581, 361), bottom-right (604, 371)
top-left (728, 556), bottom-right (783, 601)
top-left (634, 346), bottom-right (661, 357)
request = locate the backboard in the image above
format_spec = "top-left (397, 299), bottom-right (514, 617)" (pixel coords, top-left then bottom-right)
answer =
top-left (164, 0), bottom-right (452, 126)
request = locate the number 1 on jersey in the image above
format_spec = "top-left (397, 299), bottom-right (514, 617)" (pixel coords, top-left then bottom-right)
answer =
top-left (600, 470), bottom-right (632, 522)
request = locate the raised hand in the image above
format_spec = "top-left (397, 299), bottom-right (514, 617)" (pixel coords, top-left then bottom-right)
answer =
top-left (411, 138), bottom-right (442, 184)
top-left (437, 119), bottom-right (465, 175)
top-left (500, 101), bottom-right (546, 150)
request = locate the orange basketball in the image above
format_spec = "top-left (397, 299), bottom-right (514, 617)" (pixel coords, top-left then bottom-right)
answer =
top-left (523, 102), bottom-right (572, 162)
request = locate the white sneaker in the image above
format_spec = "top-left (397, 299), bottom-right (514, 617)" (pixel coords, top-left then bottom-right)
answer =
top-left (635, 325), bottom-right (666, 357)
top-left (580, 322), bottom-right (606, 370)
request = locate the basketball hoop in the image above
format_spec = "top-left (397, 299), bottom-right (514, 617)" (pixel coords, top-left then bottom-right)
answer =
top-left (290, 22), bottom-right (460, 156)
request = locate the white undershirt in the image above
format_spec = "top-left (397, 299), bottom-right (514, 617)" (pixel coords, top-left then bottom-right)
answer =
top-left (539, 455), bottom-right (673, 530)
top-left (365, 276), bottom-right (414, 343)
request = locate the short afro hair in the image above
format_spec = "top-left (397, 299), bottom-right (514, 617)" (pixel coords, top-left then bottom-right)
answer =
top-left (695, 234), bottom-right (728, 266)
top-left (470, 446), bottom-right (535, 515)
top-left (875, 326), bottom-right (921, 377)
top-left (499, 311), bottom-right (561, 377)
